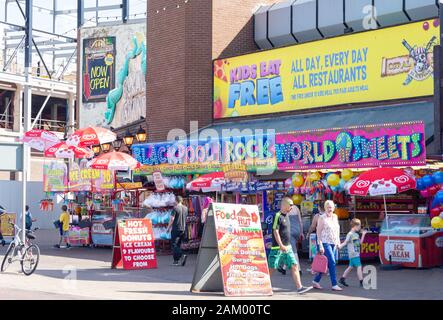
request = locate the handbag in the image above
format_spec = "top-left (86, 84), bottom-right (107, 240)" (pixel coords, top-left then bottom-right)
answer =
top-left (53, 220), bottom-right (61, 229)
top-left (311, 253), bottom-right (328, 274)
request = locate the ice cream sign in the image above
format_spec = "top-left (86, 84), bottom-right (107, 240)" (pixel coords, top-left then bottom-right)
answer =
top-left (276, 121), bottom-right (426, 170)
top-left (384, 240), bottom-right (415, 263)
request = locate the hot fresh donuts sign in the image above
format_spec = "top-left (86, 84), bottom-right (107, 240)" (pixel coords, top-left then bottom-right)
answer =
top-left (276, 121), bottom-right (426, 170)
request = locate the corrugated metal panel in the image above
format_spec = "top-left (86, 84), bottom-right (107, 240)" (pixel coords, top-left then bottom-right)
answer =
top-left (405, 0), bottom-right (439, 21)
top-left (318, 0), bottom-right (346, 37)
top-left (345, 0), bottom-right (374, 32)
top-left (268, 1), bottom-right (297, 46)
top-left (255, 0), bottom-right (440, 48)
top-left (292, 0), bottom-right (323, 42)
top-left (374, 0), bottom-right (410, 27)
top-left (254, 5), bottom-right (274, 49)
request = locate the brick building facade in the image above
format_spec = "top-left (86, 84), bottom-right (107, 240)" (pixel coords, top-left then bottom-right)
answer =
top-left (146, 0), bottom-right (274, 142)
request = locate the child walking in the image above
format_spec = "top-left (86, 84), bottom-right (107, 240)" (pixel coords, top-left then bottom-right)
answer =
top-left (338, 218), bottom-right (367, 287)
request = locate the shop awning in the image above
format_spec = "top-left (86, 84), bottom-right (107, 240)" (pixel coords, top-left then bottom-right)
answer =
top-left (206, 100), bottom-right (434, 145)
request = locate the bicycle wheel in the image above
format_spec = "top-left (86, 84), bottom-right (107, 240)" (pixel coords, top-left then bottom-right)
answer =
top-left (1, 243), bottom-right (16, 272)
top-left (21, 244), bottom-right (40, 276)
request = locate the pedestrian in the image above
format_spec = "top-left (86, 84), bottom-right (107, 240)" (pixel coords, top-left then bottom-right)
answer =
top-left (167, 196), bottom-right (188, 266)
top-left (55, 205), bottom-right (71, 249)
top-left (25, 205), bottom-right (37, 231)
top-left (307, 201), bottom-right (324, 235)
top-left (268, 197), bottom-right (312, 294)
top-left (0, 206), bottom-right (6, 246)
top-left (278, 203), bottom-right (304, 276)
top-left (338, 218), bottom-right (367, 288)
top-left (312, 200), bottom-right (342, 291)
top-left (305, 202), bottom-right (324, 273)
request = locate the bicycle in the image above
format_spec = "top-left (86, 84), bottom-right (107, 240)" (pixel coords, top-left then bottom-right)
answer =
top-left (1, 224), bottom-right (40, 276)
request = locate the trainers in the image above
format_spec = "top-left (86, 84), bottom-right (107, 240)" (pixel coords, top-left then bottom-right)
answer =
top-left (297, 286), bottom-right (313, 294)
top-left (1, 240), bottom-right (5, 246)
top-left (181, 255), bottom-right (188, 267)
top-left (339, 277), bottom-right (349, 287)
top-left (172, 261), bottom-right (180, 266)
top-left (312, 281), bottom-right (323, 289)
top-left (332, 285), bottom-right (343, 291)
top-left (54, 244), bottom-right (60, 249)
top-left (277, 266), bottom-right (286, 275)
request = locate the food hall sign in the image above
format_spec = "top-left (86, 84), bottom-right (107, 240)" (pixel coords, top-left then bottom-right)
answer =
top-left (276, 122), bottom-right (426, 170)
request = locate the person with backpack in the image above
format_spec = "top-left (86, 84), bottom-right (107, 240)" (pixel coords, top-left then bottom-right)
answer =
top-left (25, 205), bottom-right (36, 231)
top-left (312, 200), bottom-right (342, 291)
top-left (167, 196), bottom-right (188, 266)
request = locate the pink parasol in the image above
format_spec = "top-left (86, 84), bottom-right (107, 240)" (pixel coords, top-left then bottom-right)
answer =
top-left (44, 142), bottom-right (94, 159)
top-left (21, 129), bottom-right (60, 151)
top-left (87, 151), bottom-right (140, 171)
top-left (66, 126), bottom-right (116, 147)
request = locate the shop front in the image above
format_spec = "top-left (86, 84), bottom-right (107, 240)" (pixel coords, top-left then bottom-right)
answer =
top-left (43, 159), bottom-right (149, 248)
top-left (206, 17), bottom-right (443, 268)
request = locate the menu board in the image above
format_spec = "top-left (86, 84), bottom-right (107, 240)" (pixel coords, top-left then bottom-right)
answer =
top-left (112, 219), bottom-right (157, 270)
top-left (212, 203), bottom-right (272, 297)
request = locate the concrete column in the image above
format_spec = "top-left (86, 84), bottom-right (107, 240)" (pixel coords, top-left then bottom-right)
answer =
top-left (68, 92), bottom-right (75, 134)
top-left (13, 84), bottom-right (23, 132)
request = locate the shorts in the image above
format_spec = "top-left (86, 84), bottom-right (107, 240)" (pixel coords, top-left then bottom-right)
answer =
top-left (349, 257), bottom-right (362, 268)
top-left (268, 246), bottom-right (298, 269)
top-left (60, 228), bottom-right (69, 237)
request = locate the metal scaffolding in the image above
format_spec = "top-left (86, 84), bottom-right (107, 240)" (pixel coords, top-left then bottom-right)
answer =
top-left (0, 0), bottom-right (147, 242)
top-left (0, 0), bottom-right (146, 80)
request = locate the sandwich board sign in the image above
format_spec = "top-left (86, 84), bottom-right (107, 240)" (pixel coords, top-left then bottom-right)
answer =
top-left (111, 219), bottom-right (157, 270)
top-left (191, 202), bottom-right (273, 296)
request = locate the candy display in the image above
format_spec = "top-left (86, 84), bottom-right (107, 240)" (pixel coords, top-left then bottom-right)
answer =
top-left (143, 192), bottom-right (176, 208)
top-left (146, 209), bottom-right (172, 225)
top-left (112, 199), bottom-right (124, 211)
top-left (162, 176), bottom-right (186, 189)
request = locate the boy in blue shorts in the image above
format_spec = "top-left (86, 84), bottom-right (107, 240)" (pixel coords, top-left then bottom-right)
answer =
top-left (338, 218), bottom-right (367, 287)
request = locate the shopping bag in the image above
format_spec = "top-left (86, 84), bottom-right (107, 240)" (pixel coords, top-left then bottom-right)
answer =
top-left (311, 254), bottom-right (328, 274)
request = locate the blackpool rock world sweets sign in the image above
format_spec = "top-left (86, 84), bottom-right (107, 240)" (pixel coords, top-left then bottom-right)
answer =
top-left (276, 121), bottom-right (426, 170)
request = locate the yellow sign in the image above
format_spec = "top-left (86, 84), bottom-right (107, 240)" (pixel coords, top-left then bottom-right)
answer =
top-left (222, 163), bottom-right (248, 182)
top-left (213, 19), bottom-right (439, 119)
top-left (117, 182), bottom-right (143, 189)
top-left (0, 213), bottom-right (16, 237)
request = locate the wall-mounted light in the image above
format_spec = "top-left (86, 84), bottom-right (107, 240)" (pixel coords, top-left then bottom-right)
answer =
top-left (92, 145), bottom-right (101, 155)
top-left (135, 126), bottom-right (147, 143)
top-left (123, 129), bottom-right (134, 148)
top-left (101, 142), bottom-right (111, 152)
top-left (112, 136), bottom-right (123, 151)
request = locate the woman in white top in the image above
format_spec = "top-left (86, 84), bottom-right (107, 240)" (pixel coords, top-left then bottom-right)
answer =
top-left (312, 200), bottom-right (342, 291)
